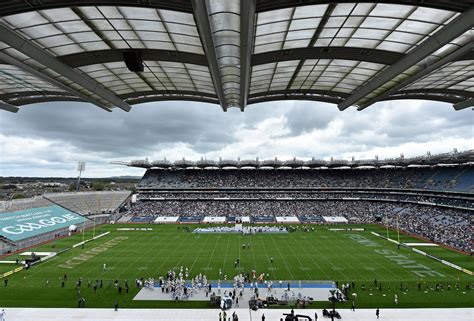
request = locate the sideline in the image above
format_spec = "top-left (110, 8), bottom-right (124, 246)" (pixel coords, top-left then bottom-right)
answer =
top-left (371, 231), bottom-right (473, 276)
top-left (1, 231), bottom-right (112, 278)
top-left (72, 231), bottom-right (110, 248)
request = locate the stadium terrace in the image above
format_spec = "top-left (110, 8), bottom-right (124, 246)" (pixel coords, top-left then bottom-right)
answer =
top-left (0, 155), bottom-right (473, 319)
top-left (1, 0), bottom-right (473, 319)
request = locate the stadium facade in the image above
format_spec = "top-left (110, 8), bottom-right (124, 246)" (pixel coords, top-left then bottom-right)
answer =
top-left (116, 151), bottom-right (473, 254)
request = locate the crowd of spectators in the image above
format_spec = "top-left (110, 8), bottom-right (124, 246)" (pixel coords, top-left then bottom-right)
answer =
top-left (125, 199), bottom-right (471, 252)
top-left (126, 167), bottom-right (473, 253)
top-left (138, 191), bottom-right (473, 208)
top-left (139, 167), bottom-right (473, 192)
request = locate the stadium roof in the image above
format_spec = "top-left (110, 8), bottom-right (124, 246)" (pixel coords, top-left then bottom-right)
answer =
top-left (114, 149), bottom-right (474, 169)
top-left (0, 1), bottom-right (473, 113)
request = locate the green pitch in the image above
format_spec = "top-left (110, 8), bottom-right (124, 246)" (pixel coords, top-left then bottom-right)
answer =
top-left (0, 224), bottom-right (472, 309)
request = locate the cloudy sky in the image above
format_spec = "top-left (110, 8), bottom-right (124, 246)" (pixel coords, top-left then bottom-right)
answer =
top-left (0, 99), bottom-right (472, 177)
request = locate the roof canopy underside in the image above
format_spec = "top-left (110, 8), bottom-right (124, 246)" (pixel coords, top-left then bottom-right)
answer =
top-left (0, 0), bottom-right (472, 113)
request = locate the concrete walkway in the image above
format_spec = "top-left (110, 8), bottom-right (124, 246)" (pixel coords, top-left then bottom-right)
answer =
top-left (2, 307), bottom-right (473, 321)
top-left (133, 283), bottom-right (333, 308)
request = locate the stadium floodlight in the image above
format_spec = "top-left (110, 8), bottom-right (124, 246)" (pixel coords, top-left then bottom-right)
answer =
top-left (76, 161), bottom-right (86, 192)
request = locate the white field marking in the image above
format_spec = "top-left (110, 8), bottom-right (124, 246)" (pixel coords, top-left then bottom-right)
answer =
top-left (299, 266), bottom-right (310, 271)
top-left (204, 231), bottom-right (222, 275)
top-left (222, 234), bottom-right (232, 270)
top-left (268, 267), bottom-right (278, 271)
top-left (291, 234), bottom-right (331, 280)
top-left (112, 231), bottom-right (162, 280)
top-left (365, 267), bottom-right (376, 271)
top-left (269, 236), bottom-right (295, 279)
top-left (405, 243), bottom-right (438, 247)
top-left (201, 266), bottom-right (213, 271)
top-left (150, 231), bottom-right (195, 277)
top-left (310, 234), bottom-right (352, 280)
top-left (276, 236), bottom-right (311, 279)
top-left (280, 236), bottom-right (313, 280)
top-left (345, 233), bottom-right (404, 279)
top-left (107, 232), bottom-right (156, 280)
top-left (57, 236), bottom-right (128, 269)
top-left (257, 234), bottom-right (277, 279)
top-left (19, 252), bottom-right (54, 256)
top-left (163, 232), bottom-right (199, 274)
top-left (138, 267), bottom-right (149, 271)
top-left (332, 267), bottom-right (345, 271)
top-left (189, 234), bottom-right (212, 273)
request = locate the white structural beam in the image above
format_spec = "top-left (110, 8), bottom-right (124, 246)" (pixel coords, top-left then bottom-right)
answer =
top-left (0, 51), bottom-right (112, 112)
top-left (240, 0), bottom-right (256, 111)
top-left (358, 42), bottom-right (474, 110)
top-left (0, 101), bottom-right (19, 113)
top-left (453, 98), bottom-right (474, 110)
top-left (0, 23), bottom-right (131, 112)
top-left (191, 0), bottom-right (228, 111)
top-left (338, 7), bottom-right (474, 111)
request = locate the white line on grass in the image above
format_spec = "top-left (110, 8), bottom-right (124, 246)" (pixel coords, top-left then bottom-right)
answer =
top-left (304, 231), bottom-right (352, 281)
top-left (221, 234), bottom-right (232, 274)
top-left (189, 233), bottom-right (213, 273)
top-left (290, 233), bottom-right (331, 280)
top-left (279, 235), bottom-right (313, 280)
top-left (269, 234), bottom-right (296, 280)
top-left (257, 235), bottom-right (276, 279)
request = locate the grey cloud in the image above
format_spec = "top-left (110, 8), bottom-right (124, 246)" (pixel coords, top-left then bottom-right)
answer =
top-left (1, 98), bottom-right (471, 177)
top-left (283, 102), bottom-right (338, 135)
top-left (1, 101), bottom-right (245, 156)
top-left (338, 101), bottom-right (473, 147)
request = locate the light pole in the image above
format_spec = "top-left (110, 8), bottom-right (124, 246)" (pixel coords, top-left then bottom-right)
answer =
top-left (76, 161), bottom-right (86, 192)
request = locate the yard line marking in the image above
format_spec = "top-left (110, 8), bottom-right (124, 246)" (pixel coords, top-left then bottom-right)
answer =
top-left (305, 230), bottom-right (352, 281)
top-left (291, 233), bottom-right (331, 280)
top-left (189, 233), bottom-right (212, 273)
top-left (279, 234), bottom-right (312, 280)
top-left (269, 234), bottom-right (295, 280)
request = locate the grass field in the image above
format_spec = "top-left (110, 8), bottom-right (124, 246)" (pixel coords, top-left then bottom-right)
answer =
top-left (0, 224), bottom-right (472, 309)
